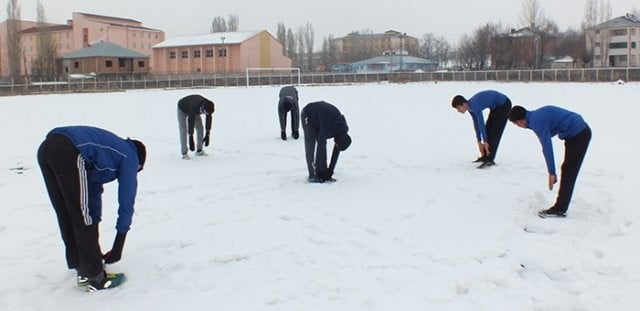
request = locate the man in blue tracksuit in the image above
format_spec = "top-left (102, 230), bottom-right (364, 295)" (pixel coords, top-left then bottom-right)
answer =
top-left (301, 101), bottom-right (352, 183)
top-left (452, 90), bottom-right (512, 168)
top-left (508, 106), bottom-right (591, 218)
top-left (278, 86), bottom-right (300, 140)
top-left (37, 126), bottom-right (146, 291)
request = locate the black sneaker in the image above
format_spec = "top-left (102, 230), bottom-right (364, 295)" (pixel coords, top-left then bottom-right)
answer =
top-left (77, 274), bottom-right (89, 288)
top-left (538, 208), bottom-right (566, 218)
top-left (477, 161), bottom-right (495, 169)
top-left (280, 132), bottom-right (287, 141)
top-left (87, 272), bottom-right (126, 292)
top-left (292, 130), bottom-right (299, 139)
top-left (472, 156), bottom-right (486, 163)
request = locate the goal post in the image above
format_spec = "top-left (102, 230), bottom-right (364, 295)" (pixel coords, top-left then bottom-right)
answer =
top-left (245, 67), bottom-right (301, 86)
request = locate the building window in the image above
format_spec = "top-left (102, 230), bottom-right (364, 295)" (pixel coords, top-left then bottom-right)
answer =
top-left (595, 42), bottom-right (601, 48)
top-left (181, 51), bottom-right (188, 58)
top-left (148, 33), bottom-right (151, 39)
top-left (609, 42), bottom-right (628, 49)
top-left (194, 50), bottom-right (201, 58)
top-left (119, 59), bottom-right (126, 67)
top-left (106, 60), bottom-right (113, 67)
top-left (133, 43), bottom-right (137, 49)
top-left (170, 51), bottom-right (176, 59)
top-left (155, 34), bottom-right (159, 39)
top-left (611, 29), bottom-right (628, 36)
top-left (138, 61), bottom-right (145, 67)
top-left (218, 48), bottom-right (227, 57)
top-left (633, 42), bottom-right (637, 49)
top-left (206, 49), bottom-right (214, 57)
top-left (632, 29), bottom-right (637, 35)
top-left (74, 62), bottom-right (79, 69)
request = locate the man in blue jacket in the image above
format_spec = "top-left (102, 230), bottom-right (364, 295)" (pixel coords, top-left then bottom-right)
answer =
top-left (177, 94), bottom-right (214, 159)
top-left (508, 106), bottom-right (591, 218)
top-left (37, 126), bottom-right (146, 291)
top-left (452, 90), bottom-right (512, 168)
top-left (278, 86), bottom-right (300, 140)
top-left (301, 101), bottom-right (351, 183)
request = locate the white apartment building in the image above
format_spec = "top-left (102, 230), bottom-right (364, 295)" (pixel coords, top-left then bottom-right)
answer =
top-left (586, 14), bottom-right (640, 68)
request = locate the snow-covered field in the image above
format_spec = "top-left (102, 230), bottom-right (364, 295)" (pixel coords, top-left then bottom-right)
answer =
top-left (0, 81), bottom-right (638, 310)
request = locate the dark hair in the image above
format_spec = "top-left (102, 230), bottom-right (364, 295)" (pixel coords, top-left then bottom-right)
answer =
top-left (451, 95), bottom-right (467, 108)
top-left (204, 100), bottom-right (215, 114)
top-left (131, 139), bottom-right (146, 171)
top-left (508, 106), bottom-right (528, 122)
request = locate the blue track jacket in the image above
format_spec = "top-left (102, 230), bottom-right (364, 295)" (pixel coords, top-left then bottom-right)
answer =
top-left (48, 126), bottom-right (140, 233)
top-left (526, 106), bottom-right (588, 175)
top-left (468, 90), bottom-right (509, 142)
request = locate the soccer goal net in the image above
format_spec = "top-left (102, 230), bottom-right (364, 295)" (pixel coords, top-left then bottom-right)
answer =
top-left (245, 68), bottom-right (301, 86)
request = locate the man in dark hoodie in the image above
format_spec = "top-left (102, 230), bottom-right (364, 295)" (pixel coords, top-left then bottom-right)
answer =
top-left (301, 101), bottom-right (352, 183)
top-left (37, 126), bottom-right (146, 292)
top-left (177, 94), bottom-right (215, 159)
top-left (278, 86), bottom-right (300, 140)
top-left (508, 105), bottom-right (591, 218)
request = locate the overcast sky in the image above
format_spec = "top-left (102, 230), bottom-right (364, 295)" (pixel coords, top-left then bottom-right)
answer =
top-left (5, 0), bottom-right (640, 45)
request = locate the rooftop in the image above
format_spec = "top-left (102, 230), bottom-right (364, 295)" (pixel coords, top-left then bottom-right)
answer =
top-left (153, 31), bottom-right (262, 48)
top-left (61, 41), bottom-right (148, 59)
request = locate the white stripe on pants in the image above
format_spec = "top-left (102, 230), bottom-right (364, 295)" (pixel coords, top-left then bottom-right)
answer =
top-left (76, 155), bottom-right (92, 226)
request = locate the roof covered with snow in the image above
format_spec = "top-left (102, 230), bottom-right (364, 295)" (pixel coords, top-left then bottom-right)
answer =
top-left (61, 41), bottom-right (148, 59)
top-left (594, 14), bottom-right (640, 29)
top-left (153, 31), bottom-right (262, 49)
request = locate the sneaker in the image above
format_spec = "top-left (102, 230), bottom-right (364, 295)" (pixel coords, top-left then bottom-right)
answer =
top-left (292, 130), bottom-right (299, 140)
top-left (196, 150), bottom-right (207, 156)
top-left (181, 153), bottom-right (190, 160)
top-left (477, 160), bottom-right (495, 169)
top-left (77, 275), bottom-right (89, 288)
top-left (472, 156), bottom-right (486, 163)
top-left (87, 272), bottom-right (126, 292)
top-left (281, 132), bottom-right (287, 141)
top-left (538, 208), bottom-right (566, 218)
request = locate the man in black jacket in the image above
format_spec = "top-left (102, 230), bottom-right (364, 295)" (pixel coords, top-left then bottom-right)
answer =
top-left (301, 101), bottom-right (352, 183)
top-left (177, 95), bottom-right (214, 159)
top-left (278, 86), bottom-right (300, 140)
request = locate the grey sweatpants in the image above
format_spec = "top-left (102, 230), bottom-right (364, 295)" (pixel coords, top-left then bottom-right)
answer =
top-left (177, 108), bottom-right (204, 155)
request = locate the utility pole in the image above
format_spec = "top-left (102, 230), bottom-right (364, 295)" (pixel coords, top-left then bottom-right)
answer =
top-left (220, 36), bottom-right (226, 83)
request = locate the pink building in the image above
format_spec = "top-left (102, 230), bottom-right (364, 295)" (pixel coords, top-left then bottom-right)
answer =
top-left (152, 30), bottom-right (292, 74)
top-left (2, 12), bottom-right (164, 79)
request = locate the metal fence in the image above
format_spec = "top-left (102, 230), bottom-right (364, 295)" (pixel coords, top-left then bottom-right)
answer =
top-left (1, 67), bottom-right (638, 96)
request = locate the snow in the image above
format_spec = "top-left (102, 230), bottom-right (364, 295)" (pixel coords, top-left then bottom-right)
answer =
top-left (0, 81), bottom-right (638, 310)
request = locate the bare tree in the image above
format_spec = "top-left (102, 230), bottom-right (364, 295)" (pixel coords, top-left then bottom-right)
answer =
top-left (320, 34), bottom-right (337, 71)
top-left (296, 26), bottom-right (306, 70)
top-left (6, 0), bottom-right (22, 83)
top-left (456, 35), bottom-right (475, 70)
top-left (227, 14), bottom-right (239, 31)
top-left (599, 0), bottom-right (612, 24)
top-left (303, 22), bottom-right (314, 71)
top-left (433, 37), bottom-right (452, 68)
top-left (472, 23), bottom-right (500, 70)
top-left (286, 28), bottom-right (296, 67)
top-left (276, 22), bottom-right (287, 55)
top-left (419, 33), bottom-right (437, 60)
top-left (520, 0), bottom-right (544, 28)
top-left (32, 0), bottom-right (57, 81)
top-left (210, 16), bottom-right (227, 33)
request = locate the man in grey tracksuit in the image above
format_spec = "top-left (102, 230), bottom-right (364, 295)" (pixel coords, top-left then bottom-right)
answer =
top-left (177, 94), bottom-right (214, 159)
top-left (278, 86), bottom-right (300, 140)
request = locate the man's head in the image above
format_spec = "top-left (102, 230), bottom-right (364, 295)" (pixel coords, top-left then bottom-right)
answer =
top-left (451, 95), bottom-right (469, 114)
top-left (334, 132), bottom-right (352, 151)
top-left (131, 139), bottom-right (146, 172)
top-left (203, 100), bottom-right (215, 115)
top-left (508, 106), bottom-right (528, 128)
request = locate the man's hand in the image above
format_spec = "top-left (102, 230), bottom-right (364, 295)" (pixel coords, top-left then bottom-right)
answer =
top-left (477, 141), bottom-right (490, 156)
top-left (203, 131), bottom-right (210, 146)
top-left (189, 135), bottom-right (195, 151)
top-left (548, 174), bottom-right (557, 191)
top-left (103, 232), bottom-right (127, 264)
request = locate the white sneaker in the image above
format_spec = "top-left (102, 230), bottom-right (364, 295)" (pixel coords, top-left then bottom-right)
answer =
top-left (181, 153), bottom-right (190, 160)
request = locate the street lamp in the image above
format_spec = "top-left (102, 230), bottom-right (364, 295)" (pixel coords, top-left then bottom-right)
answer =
top-left (220, 36), bottom-right (226, 78)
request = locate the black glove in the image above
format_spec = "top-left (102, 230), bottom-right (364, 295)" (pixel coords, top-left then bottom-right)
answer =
top-left (292, 130), bottom-right (299, 139)
top-left (188, 135), bottom-right (195, 151)
top-left (203, 131), bottom-right (210, 146)
top-left (103, 232), bottom-right (127, 264)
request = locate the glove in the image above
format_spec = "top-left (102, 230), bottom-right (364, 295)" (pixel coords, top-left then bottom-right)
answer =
top-left (189, 135), bottom-right (195, 151)
top-left (203, 131), bottom-right (210, 146)
top-left (308, 175), bottom-right (324, 183)
top-left (103, 232), bottom-right (127, 264)
top-left (292, 130), bottom-right (299, 139)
